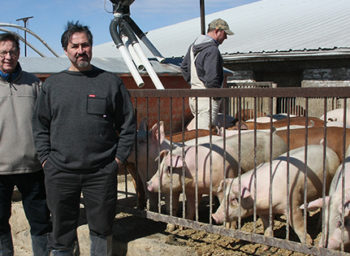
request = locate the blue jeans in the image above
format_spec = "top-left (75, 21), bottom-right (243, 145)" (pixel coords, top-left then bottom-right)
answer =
top-left (44, 159), bottom-right (117, 254)
top-left (0, 171), bottom-right (51, 255)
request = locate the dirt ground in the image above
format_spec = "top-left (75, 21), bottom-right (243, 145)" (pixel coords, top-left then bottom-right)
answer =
top-left (114, 192), bottom-right (323, 256)
top-left (114, 210), bottom-right (323, 256)
top-left (10, 179), bottom-right (323, 256)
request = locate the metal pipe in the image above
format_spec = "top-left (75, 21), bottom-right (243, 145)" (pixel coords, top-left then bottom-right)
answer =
top-left (200, 0), bottom-right (206, 35)
top-left (0, 23), bottom-right (59, 57)
top-left (121, 34), bottom-right (145, 71)
top-left (109, 17), bottom-right (144, 87)
top-left (120, 19), bottom-right (164, 90)
top-left (124, 16), bottom-right (165, 63)
top-left (0, 28), bottom-right (45, 57)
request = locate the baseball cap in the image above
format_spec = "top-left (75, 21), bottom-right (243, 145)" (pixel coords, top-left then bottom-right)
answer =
top-left (208, 18), bottom-right (234, 35)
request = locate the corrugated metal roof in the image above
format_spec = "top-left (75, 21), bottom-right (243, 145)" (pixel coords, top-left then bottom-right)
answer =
top-left (19, 57), bottom-right (182, 74)
top-left (93, 0), bottom-right (350, 58)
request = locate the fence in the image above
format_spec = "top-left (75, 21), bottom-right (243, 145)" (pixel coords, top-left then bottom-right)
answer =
top-left (117, 85), bottom-right (350, 256)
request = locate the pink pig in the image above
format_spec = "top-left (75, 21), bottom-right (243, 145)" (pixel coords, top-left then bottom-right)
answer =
top-left (147, 130), bottom-right (287, 220)
top-left (212, 145), bottom-right (340, 245)
top-left (302, 149), bottom-right (350, 251)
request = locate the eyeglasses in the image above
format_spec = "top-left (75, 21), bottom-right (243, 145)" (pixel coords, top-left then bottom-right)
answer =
top-left (0, 50), bottom-right (18, 58)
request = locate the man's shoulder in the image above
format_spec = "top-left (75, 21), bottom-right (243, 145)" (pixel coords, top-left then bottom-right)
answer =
top-left (93, 67), bottom-right (123, 84)
top-left (18, 70), bottom-right (41, 86)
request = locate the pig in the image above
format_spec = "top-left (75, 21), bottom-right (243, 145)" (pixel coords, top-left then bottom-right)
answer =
top-left (301, 147), bottom-right (350, 251)
top-left (276, 127), bottom-right (350, 162)
top-left (212, 145), bottom-right (340, 245)
top-left (186, 113), bottom-right (236, 130)
top-left (128, 119), bottom-right (222, 210)
top-left (147, 130), bottom-right (288, 220)
top-left (229, 116), bottom-right (325, 131)
top-left (320, 108), bottom-right (350, 128)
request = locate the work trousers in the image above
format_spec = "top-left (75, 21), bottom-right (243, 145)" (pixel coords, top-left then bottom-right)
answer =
top-left (189, 97), bottom-right (222, 130)
top-left (0, 171), bottom-right (51, 255)
top-left (44, 159), bottom-right (118, 254)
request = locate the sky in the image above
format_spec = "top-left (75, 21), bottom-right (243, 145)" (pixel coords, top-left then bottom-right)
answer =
top-left (1, 0), bottom-right (257, 57)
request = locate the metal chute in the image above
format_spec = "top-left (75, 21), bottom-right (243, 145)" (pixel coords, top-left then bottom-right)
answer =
top-left (109, 0), bottom-right (165, 89)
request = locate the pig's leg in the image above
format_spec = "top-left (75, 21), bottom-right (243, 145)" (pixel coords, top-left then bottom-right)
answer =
top-left (290, 208), bottom-right (312, 245)
top-left (147, 192), bottom-right (159, 212)
top-left (164, 192), bottom-right (180, 216)
top-left (185, 192), bottom-right (201, 220)
top-left (260, 214), bottom-right (274, 237)
top-left (165, 192), bottom-right (180, 232)
top-left (215, 192), bottom-right (237, 229)
top-left (125, 162), bottom-right (146, 209)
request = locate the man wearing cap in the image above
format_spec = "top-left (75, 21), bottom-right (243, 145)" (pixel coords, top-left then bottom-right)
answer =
top-left (181, 18), bottom-right (233, 130)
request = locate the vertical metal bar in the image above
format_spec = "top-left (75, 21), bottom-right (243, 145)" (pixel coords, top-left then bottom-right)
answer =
top-left (157, 97), bottom-right (162, 214)
top-left (182, 97), bottom-right (186, 219)
top-left (341, 98), bottom-right (347, 252)
top-left (321, 97), bottom-right (328, 246)
top-left (169, 97), bottom-right (173, 216)
top-left (200, 0), bottom-right (205, 35)
top-left (134, 97), bottom-right (139, 204)
top-left (286, 98), bottom-right (291, 241)
top-left (268, 96), bottom-right (273, 236)
top-left (146, 98), bottom-right (150, 211)
top-left (238, 97), bottom-right (242, 229)
top-left (253, 97), bottom-right (257, 233)
top-left (209, 97), bottom-right (213, 225)
top-left (303, 98), bottom-right (309, 243)
top-left (195, 97), bottom-right (199, 221)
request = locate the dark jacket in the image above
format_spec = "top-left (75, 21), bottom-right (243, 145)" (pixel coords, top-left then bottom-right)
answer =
top-left (181, 35), bottom-right (224, 88)
top-left (32, 66), bottom-right (135, 171)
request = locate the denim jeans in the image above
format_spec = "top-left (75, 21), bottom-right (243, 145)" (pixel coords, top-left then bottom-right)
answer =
top-left (0, 171), bottom-right (51, 256)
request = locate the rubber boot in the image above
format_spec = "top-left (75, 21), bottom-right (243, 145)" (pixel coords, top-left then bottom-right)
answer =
top-left (31, 234), bottom-right (49, 256)
top-left (90, 234), bottom-right (113, 256)
top-left (0, 233), bottom-right (13, 256)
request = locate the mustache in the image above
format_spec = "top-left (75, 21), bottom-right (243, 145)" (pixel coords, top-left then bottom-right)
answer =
top-left (76, 53), bottom-right (88, 58)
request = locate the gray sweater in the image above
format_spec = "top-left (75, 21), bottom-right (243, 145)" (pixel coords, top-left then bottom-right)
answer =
top-left (32, 66), bottom-right (135, 171)
top-left (0, 66), bottom-right (42, 174)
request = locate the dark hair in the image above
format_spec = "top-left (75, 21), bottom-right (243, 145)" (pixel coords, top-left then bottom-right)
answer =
top-left (0, 32), bottom-right (20, 51)
top-left (61, 21), bottom-right (93, 50)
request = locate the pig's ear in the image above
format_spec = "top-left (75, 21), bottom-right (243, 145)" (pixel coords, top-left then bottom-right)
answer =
top-left (166, 155), bottom-right (184, 168)
top-left (241, 187), bottom-right (251, 198)
top-left (237, 121), bottom-right (248, 130)
top-left (300, 197), bottom-right (327, 211)
top-left (151, 121), bottom-right (165, 143)
top-left (155, 150), bottom-right (169, 162)
top-left (217, 179), bottom-right (225, 193)
top-left (217, 179), bottom-right (233, 193)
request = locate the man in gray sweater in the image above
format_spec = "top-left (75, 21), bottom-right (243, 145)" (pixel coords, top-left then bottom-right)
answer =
top-left (32, 21), bottom-right (135, 256)
top-left (0, 32), bottom-right (51, 255)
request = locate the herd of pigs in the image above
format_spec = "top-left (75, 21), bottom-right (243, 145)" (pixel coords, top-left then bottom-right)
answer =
top-left (125, 108), bottom-right (350, 252)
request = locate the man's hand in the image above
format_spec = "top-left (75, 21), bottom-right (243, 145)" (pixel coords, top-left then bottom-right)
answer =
top-left (115, 157), bottom-right (123, 170)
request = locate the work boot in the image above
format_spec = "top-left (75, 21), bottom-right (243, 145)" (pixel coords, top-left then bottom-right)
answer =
top-left (90, 234), bottom-right (113, 256)
top-left (0, 233), bottom-right (13, 256)
top-left (31, 234), bottom-right (49, 256)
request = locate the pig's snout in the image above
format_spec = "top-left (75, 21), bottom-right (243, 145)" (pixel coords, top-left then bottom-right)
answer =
top-left (212, 211), bottom-right (224, 224)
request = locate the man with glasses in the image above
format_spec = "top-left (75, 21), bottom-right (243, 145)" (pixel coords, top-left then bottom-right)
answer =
top-left (181, 18), bottom-right (233, 130)
top-left (0, 32), bottom-right (51, 255)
